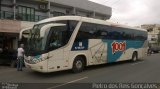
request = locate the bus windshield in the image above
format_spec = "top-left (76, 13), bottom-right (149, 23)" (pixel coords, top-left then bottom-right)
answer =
top-left (27, 24), bottom-right (45, 55)
top-left (26, 20), bottom-right (78, 56)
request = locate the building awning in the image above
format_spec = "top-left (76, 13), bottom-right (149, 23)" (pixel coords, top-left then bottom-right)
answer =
top-left (0, 19), bottom-right (21, 33)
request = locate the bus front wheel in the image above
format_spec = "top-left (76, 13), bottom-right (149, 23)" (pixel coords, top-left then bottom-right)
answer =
top-left (72, 56), bottom-right (85, 73)
top-left (131, 52), bottom-right (138, 62)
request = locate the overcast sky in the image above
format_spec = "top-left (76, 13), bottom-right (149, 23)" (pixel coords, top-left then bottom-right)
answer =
top-left (89, 0), bottom-right (160, 26)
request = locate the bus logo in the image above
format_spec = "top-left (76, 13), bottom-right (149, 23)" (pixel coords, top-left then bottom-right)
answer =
top-left (111, 41), bottom-right (126, 54)
top-left (75, 42), bottom-right (85, 50)
top-left (79, 42), bottom-right (83, 47)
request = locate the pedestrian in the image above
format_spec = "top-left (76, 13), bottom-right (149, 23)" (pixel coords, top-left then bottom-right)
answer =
top-left (147, 45), bottom-right (152, 56)
top-left (17, 44), bottom-right (24, 71)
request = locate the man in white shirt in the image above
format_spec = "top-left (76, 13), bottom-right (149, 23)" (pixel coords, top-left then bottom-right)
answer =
top-left (17, 44), bottom-right (24, 71)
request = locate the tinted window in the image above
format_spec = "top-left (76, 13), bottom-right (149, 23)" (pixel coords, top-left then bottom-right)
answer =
top-left (96, 24), bottom-right (147, 41)
top-left (46, 20), bottom-right (78, 51)
top-left (75, 22), bottom-right (96, 41)
top-left (76, 22), bottom-right (147, 41)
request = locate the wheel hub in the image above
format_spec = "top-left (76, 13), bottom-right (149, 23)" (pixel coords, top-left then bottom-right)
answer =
top-left (76, 60), bottom-right (82, 69)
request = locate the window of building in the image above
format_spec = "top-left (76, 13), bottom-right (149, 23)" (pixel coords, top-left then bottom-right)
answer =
top-left (151, 38), bottom-right (157, 41)
top-left (17, 6), bottom-right (35, 21)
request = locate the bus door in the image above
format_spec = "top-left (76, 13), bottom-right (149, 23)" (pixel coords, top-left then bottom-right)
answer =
top-left (40, 24), bottom-right (69, 71)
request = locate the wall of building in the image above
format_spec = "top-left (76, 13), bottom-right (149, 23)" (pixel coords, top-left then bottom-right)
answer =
top-left (0, 19), bottom-right (21, 33)
top-left (20, 21), bottom-right (35, 29)
top-left (141, 24), bottom-right (160, 44)
top-left (50, 6), bottom-right (67, 15)
top-left (51, 0), bottom-right (112, 18)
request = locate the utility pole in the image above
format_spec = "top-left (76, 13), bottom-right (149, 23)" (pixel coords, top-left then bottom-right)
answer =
top-left (13, 0), bottom-right (16, 20)
top-left (158, 27), bottom-right (160, 45)
top-left (0, 0), bottom-right (1, 19)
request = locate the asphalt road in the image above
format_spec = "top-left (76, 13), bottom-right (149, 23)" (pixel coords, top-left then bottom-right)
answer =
top-left (0, 53), bottom-right (160, 89)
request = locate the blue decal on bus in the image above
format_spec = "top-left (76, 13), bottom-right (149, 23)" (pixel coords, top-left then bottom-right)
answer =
top-left (102, 40), bottom-right (145, 63)
top-left (71, 40), bottom-right (88, 51)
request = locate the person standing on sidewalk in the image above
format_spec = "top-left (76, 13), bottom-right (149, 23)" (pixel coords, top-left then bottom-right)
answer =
top-left (17, 44), bottom-right (24, 71)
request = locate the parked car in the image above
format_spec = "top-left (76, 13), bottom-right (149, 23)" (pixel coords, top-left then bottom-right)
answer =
top-left (0, 49), bottom-right (17, 67)
top-left (150, 45), bottom-right (160, 53)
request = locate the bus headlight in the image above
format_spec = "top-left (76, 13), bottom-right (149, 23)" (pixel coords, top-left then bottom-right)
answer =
top-left (33, 56), bottom-right (47, 64)
top-left (26, 54), bottom-right (48, 64)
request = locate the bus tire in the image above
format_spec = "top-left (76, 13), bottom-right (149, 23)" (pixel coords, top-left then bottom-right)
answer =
top-left (72, 56), bottom-right (85, 73)
top-left (131, 52), bottom-right (138, 62)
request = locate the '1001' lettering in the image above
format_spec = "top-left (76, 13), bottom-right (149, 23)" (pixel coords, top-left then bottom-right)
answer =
top-left (111, 41), bottom-right (126, 54)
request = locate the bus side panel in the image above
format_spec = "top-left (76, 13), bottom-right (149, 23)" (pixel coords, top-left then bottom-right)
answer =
top-left (69, 39), bottom-right (108, 67)
top-left (69, 39), bottom-right (147, 67)
top-left (69, 39), bottom-right (89, 68)
top-left (137, 40), bottom-right (148, 59)
top-left (68, 39), bottom-right (147, 69)
top-left (102, 40), bottom-right (146, 63)
top-left (47, 48), bottom-right (70, 72)
top-left (88, 39), bottom-right (107, 65)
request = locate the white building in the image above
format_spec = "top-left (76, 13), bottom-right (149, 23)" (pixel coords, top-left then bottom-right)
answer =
top-left (141, 24), bottom-right (160, 44)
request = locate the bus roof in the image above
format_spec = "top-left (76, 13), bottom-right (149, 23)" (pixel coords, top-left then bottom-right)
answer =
top-left (36, 16), bottom-right (147, 32)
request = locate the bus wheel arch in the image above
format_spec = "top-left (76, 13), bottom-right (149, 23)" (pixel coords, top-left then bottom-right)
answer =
top-left (72, 55), bottom-right (87, 73)
top-left (131, 51), bottom-right (138, 62)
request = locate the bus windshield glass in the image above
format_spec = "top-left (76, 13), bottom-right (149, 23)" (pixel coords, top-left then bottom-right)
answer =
top-left (27, 24), bottom-right (45, 55)
top-left (26, 20), bottom-right (78, 56)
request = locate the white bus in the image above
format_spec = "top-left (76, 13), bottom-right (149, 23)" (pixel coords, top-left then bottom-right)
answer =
top-left (20, 16), bottom-right (148, 73)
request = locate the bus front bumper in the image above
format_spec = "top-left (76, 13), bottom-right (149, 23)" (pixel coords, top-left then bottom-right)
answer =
top-left (24, 61), bottom-right (48, 73)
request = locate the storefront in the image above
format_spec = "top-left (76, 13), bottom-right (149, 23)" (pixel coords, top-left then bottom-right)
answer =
top-left (0, 19), bottom-right (34, 65)
top-left (0, 19), bottom-right (20, 52)
top-left (0, 32), bottom-right (18, 51)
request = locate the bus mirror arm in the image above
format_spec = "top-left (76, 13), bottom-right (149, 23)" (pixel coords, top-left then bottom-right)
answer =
top-left (40, 23), bottom-right (66, 38)
top-left (19, 27), bottom-right (32, 40)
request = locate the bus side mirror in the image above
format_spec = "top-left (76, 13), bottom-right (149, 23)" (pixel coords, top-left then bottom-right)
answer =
top-left (19, 27), bottom-right (32, 40)
top-left (40, 23), bottom-right (66, 38)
